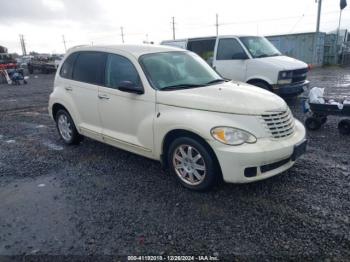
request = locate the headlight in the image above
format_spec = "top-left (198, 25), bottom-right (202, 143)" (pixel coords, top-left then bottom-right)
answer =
top-left (278, 70), bottom-right (293, 85)
top-left (210, 127), bottom-right (257, 146)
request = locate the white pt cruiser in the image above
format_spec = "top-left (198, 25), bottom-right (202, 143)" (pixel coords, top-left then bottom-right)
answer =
top-left (49, 45), bottom-right (307, 191)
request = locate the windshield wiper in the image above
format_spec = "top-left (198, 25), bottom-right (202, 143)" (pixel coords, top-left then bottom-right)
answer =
top-left (204, 79), bottom-right (225, 85)
top-left (160, 84), bottom-right (203, 91)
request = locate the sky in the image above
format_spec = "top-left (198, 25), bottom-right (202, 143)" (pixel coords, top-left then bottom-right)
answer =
top-left (1, 0), bottom-right (350, 54)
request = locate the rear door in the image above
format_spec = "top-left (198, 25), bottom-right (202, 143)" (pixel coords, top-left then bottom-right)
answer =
top-left (213, 37), bottom-right (249, 81)
top-left (70, 51), bottom-right (107, 140)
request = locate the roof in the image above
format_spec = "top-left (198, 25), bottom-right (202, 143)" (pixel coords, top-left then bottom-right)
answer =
top-left (67, 44), bottom-right (182, 58)
top-left (161, 35), bottom-right (258, 42)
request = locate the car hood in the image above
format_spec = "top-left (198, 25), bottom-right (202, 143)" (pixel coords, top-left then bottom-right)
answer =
top-left (257, 55), bottom-right (308, 70)
top-left (156, 81), bottom-right (288, 115)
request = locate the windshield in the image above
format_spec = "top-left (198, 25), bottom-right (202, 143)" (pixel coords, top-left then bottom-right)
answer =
top-left (139, 51), bottom-right (223, 90)
top-left (239, 36), bottom-right (281, 58)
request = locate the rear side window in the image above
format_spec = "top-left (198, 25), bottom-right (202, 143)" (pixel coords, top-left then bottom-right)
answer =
top-left (187, 39), bottom-right (216, 64)
top-left (217, 38), bottom-right (248, 60)
top-left (59, 53), bottom-right (78, 79)
top-left (105, 54), bottom-right (141, 89)
top-left (72, 52), bottom-right (107, 85)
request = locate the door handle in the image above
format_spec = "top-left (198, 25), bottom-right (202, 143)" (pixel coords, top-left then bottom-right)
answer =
top-left (98, 94), bottom-right (110, 100)
top-left (65, 87), bottom-right (73, 91)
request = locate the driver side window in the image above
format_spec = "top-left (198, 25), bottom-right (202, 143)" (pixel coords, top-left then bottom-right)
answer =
top-left (217, 39), bottom-right (248, 60)
top-left (105, 54), bottom-right (141, 89)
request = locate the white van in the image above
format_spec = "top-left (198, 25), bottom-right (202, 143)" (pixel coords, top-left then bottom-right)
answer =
top-left (161, 36), bottom-right (309, 96)
top-left (49, 44), bottom-right (306, 191)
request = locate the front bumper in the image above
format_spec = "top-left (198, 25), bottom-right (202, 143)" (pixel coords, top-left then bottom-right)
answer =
top-left (210, 119), bottom-right (306, 183)
top-left (273, 80), bottom-right (309, 97)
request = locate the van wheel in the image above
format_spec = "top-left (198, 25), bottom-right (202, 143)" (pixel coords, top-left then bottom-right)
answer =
top-left (55, 109), bottom-right (82, 145)
top-left (305, 117), bottom-right (322, 131)
top-left (168, 137), bottom-right (219, 191)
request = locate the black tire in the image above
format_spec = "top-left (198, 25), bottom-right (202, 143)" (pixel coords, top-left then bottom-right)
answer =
top-left (305, 117), bottom-right (322, 131)
top-left (55, 109), bottom-right (82, 145)
top-left (167, 137), bottom-right (219, 191)
top-left (338, 119), bottom-right (350, 135)
top-left (320, 116), bottom-right (327, 125)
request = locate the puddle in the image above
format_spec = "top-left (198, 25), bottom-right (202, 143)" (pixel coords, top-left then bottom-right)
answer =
top-left (0, 135), bottom-right (3, 139)
top-left (43, 141), bottom-right (63, 151)
top-left (5, 140), bottom-right (16, 144)
top-left (36, 125), bottom-right (46, 129)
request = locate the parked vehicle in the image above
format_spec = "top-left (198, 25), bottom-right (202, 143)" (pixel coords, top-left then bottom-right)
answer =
top-left (0, 53), bottom-right (17, 70)
top-left (28, 56), bottom-right (57, 74)
top-left (161, 36), bottom-right (309, 97)
top-left (49, 45), bottom-right (307, 191)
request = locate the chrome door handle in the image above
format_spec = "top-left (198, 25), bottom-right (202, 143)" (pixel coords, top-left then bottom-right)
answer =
top-left (98, 94), bottom-right (110, 100)
top-left (65, 87), bottom-right (73, 91)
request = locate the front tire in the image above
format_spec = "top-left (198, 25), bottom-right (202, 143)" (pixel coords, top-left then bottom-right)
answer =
top-left (55, 109), bottom-right (82, 145)
top-left (167, 137), bottom-right (219, 191)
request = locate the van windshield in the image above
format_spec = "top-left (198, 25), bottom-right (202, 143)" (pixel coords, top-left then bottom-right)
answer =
top-left (239, 36), bottom-right (281, 58)
top-left (139, 51), bottom-right (224, 90)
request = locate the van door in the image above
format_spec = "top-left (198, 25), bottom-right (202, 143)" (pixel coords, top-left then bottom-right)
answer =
top-left (69, 51), bottom-right (107, 140)
top-left (98, 53), bottom-right (155, 158)
top-left (213, 38), bottom-right (249, 81)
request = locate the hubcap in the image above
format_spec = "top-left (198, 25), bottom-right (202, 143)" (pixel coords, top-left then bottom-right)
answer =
top-left (57, 114), bottom-right (72, 141)
top-left (172, 144), bottom-right (206, 186)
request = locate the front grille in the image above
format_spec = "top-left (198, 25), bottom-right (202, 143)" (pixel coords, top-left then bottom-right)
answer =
top-left (261, 109), bottom-right (295, 139)
top-left (292, 68), bottom-right (308, 83)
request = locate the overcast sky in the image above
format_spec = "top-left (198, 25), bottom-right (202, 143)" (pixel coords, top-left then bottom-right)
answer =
top-left (1, 0), bottom-right (349, 54)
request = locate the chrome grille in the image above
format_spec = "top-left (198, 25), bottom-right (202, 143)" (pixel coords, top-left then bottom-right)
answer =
top-left (261, 109), bottom-right (295, 139)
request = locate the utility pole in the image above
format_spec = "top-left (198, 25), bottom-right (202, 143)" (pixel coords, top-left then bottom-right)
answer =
top-left (19, 34), bottom-right (27, 56)
top-left (316, 0), bottom-right (322, 34)
top-left (215, 14), bottom-right (219, 36)
top-left (172, 17), bottom-right (176, 40)
top-left (120, 27), bottom-right (125, 43)
top-left (62, 35), bottom-right (67, 52)
top-left (313, 0), bottom-right (322, 66)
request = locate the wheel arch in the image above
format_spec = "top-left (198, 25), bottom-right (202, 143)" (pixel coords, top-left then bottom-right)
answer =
top-left (246, 78), bottom-right (273, 90)
top-left (160, 129), bottom-right (222, 176)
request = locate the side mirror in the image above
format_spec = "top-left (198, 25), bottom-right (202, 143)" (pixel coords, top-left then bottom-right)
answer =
top-left (118, 81), bottom-right (144, 94)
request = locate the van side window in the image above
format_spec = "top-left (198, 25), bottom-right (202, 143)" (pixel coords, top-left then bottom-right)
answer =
top-left (217, 39), bottom-right (248, 60)
top-left (187, 39), bottom-right (216, 65)
top-left (105, 54), bottom-right (141, 89)
top-left (59, 53), bottom-right (78, 79)
top-left (72, 51), bottom-right (107, 85)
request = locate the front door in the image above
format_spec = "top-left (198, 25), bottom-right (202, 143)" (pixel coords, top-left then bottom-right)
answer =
top-left (98, 53), bottom-right (155, 158)
top-left (213, 38), bottom-right (248, 81)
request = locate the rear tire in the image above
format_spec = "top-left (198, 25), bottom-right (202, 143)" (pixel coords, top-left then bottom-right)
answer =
top-left (55, 109), bottom-right (82, 145)
top-left (305, 117), bottom-right (322, 131)
top-left (167, 137), bottom-right (219, 191)
top-left (338, 119), bottom-right (350, 135)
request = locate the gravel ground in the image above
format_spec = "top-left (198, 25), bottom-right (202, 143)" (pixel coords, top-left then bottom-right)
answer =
top-left (0, 67), bottom-right (349, 261)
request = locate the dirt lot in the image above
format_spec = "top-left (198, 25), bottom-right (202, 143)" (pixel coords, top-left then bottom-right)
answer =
top-left (0, 67), bottom-right (349, 260)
